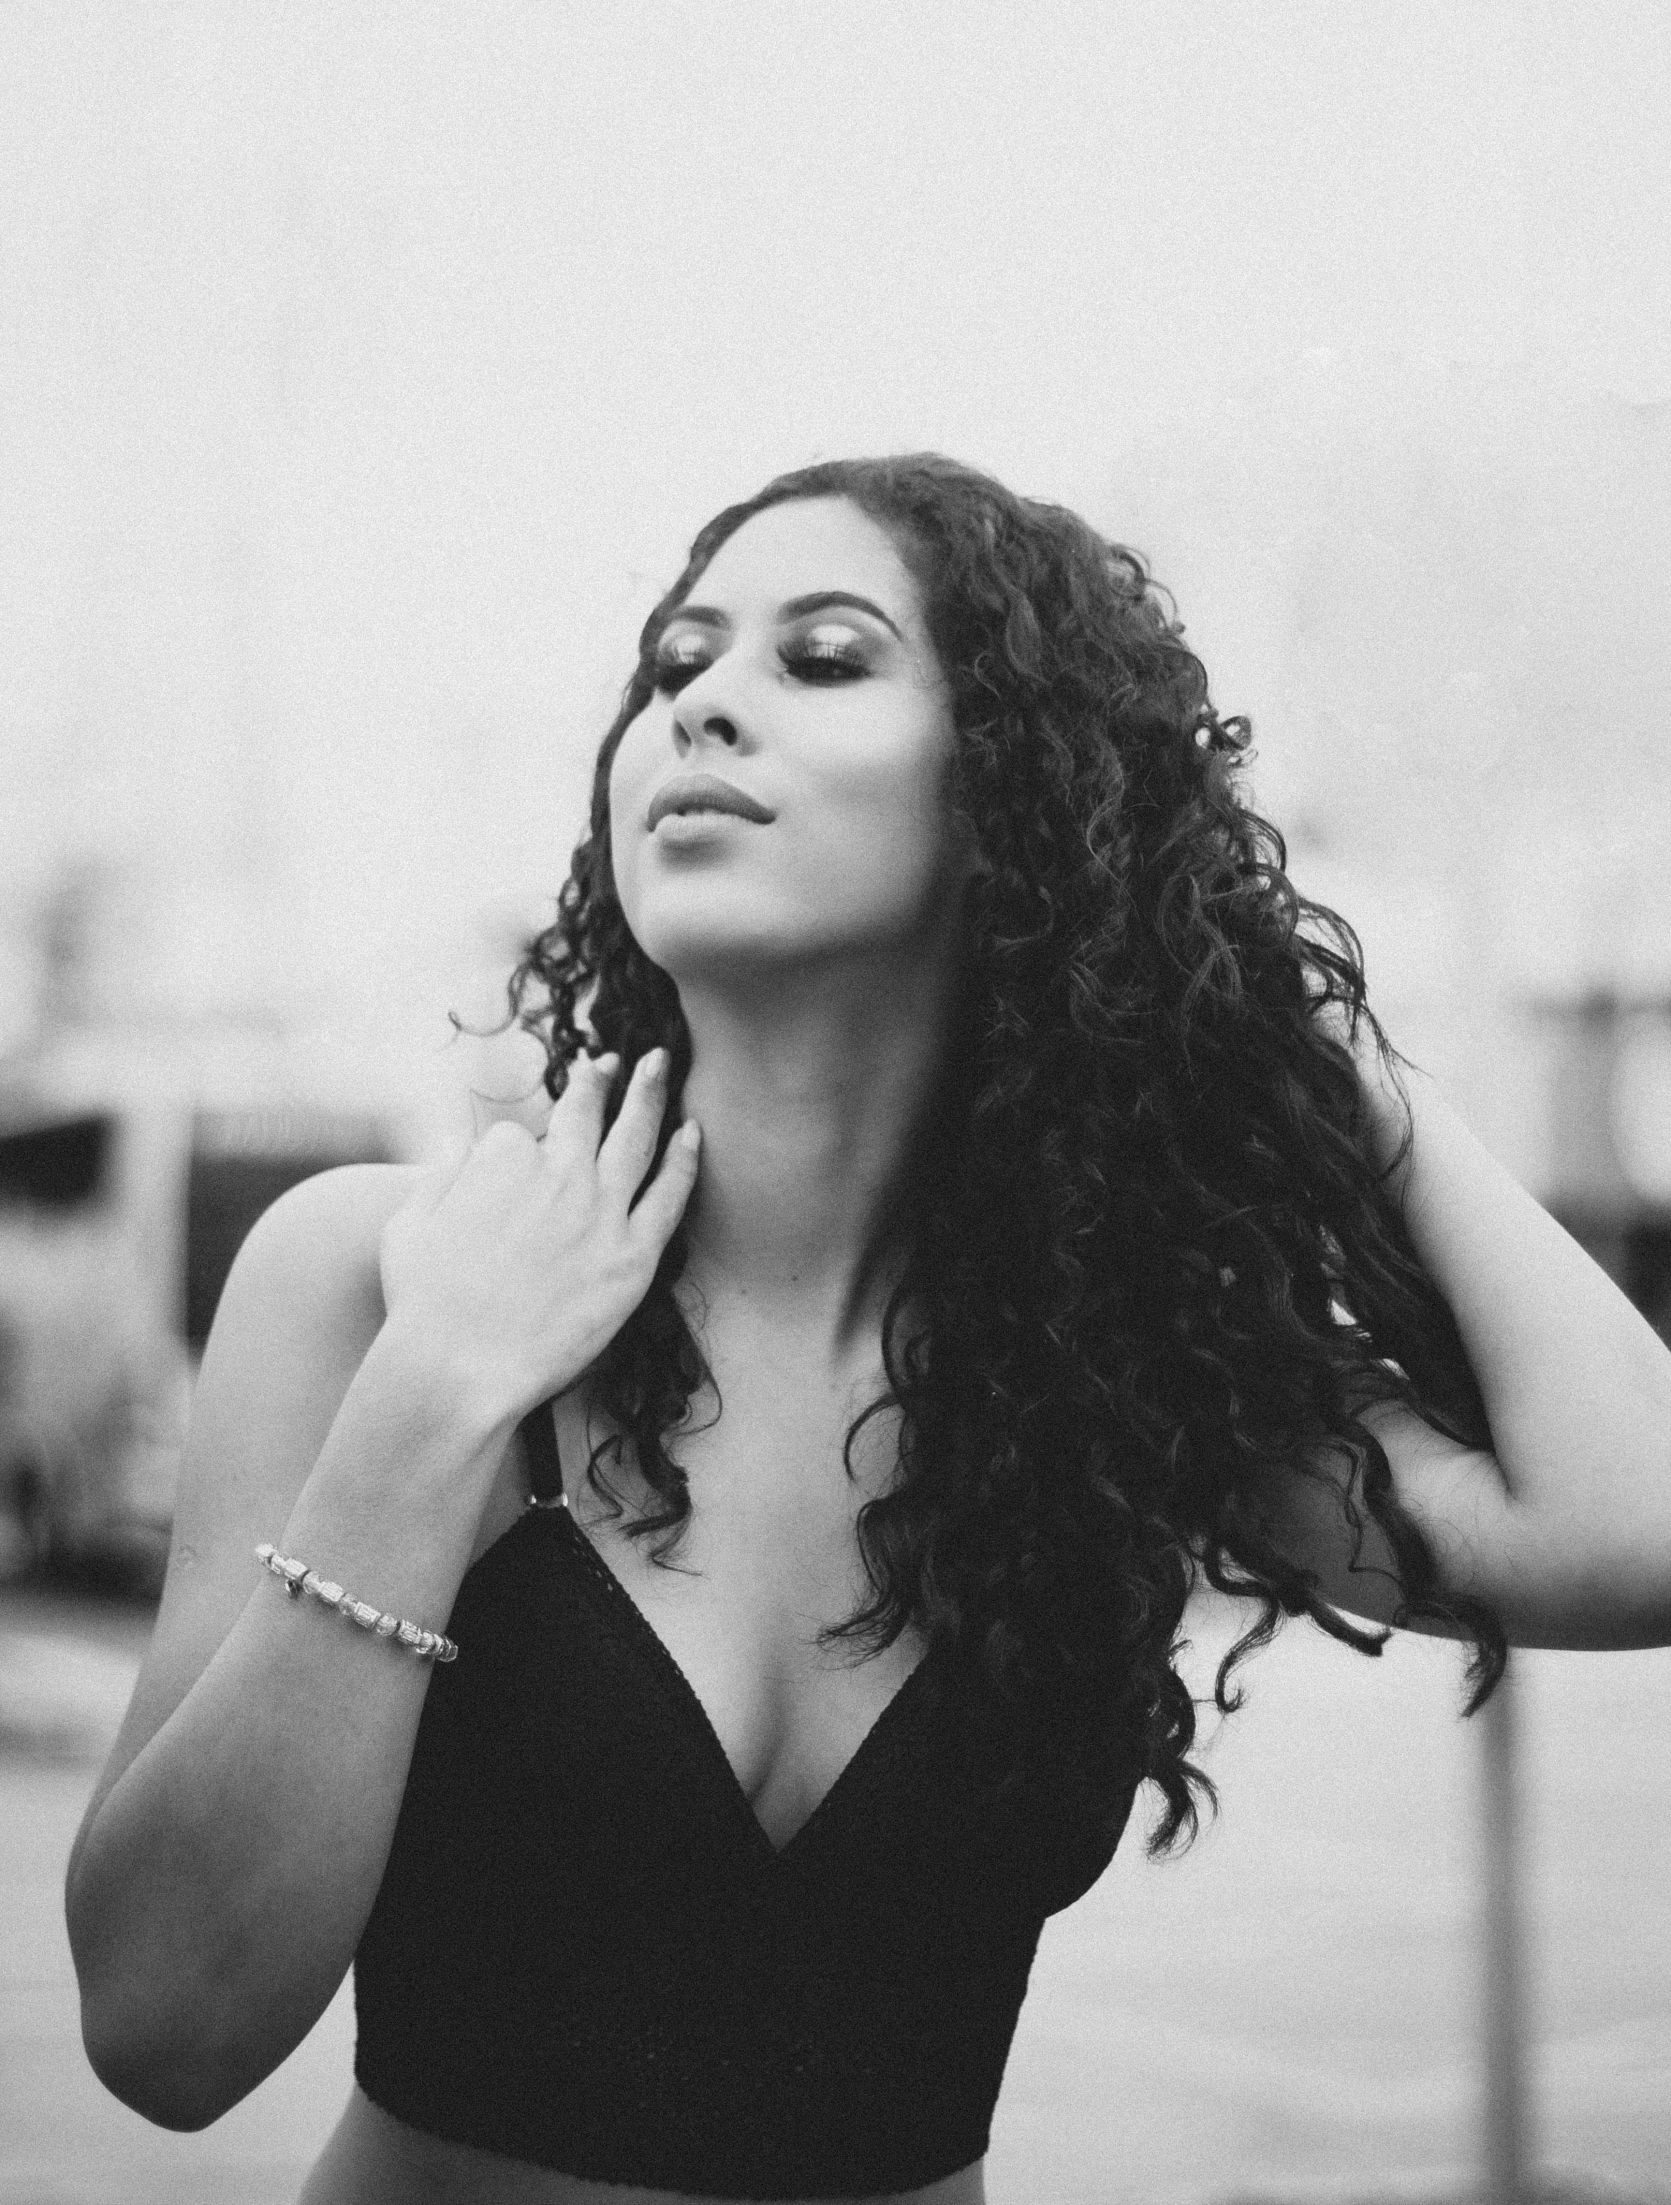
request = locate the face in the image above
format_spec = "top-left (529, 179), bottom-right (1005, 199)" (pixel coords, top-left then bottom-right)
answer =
top-left (609, 497), bottom-right (970, 984)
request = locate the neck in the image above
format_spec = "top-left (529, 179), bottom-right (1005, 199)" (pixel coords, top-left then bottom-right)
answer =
top-left (673, 939), bottom-right (961, 1363)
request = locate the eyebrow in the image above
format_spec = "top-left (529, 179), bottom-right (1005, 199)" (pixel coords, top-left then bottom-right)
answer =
top-left (665, 590), bottom-right (905, 641)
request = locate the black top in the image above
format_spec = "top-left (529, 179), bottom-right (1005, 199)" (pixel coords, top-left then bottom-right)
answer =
top-left (354, 1406), bottom-right (1144, 2199)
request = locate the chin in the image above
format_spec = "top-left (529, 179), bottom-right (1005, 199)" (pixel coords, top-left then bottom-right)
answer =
top-left (638, 922), bottom-right (835, 986)
top-left (620, 868), bottom-right (957, 987)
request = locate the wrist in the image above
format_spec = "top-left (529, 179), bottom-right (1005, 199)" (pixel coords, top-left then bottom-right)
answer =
top-left (351, 1318), bottom-right (527, 1457)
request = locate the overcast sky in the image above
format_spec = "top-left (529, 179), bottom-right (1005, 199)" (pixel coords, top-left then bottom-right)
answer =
top-left (4, 2), bottom-right (1669, 1145)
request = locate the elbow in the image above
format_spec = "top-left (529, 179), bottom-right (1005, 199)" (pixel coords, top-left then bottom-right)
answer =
top-left (67, 1862), bottom-right (263, 2130)
top-left (78, 1980), bottom-right (254, 2132)
top-left (82, 2031), bottom-right (210, 2132)
top-left (66, 1850), bottom-right (339, 2129)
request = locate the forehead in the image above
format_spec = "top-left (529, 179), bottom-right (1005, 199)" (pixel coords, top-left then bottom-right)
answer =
top-left (687, 496), bottom-right (921, 625)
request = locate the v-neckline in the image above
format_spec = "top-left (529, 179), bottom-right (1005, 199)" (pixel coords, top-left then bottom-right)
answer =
top-left (539, 1500), bottom-right (932, 1868)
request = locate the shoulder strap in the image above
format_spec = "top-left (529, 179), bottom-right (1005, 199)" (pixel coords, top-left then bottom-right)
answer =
top-left (518, 1399), bottom-right (567, 1509)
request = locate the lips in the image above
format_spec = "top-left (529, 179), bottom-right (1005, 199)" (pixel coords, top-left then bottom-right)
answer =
top-left (646, 774), bottom-right (775, 831)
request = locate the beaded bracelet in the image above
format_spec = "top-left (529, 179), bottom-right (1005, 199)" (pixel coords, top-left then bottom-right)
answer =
top-left (254, 1543), bottom-right (458, 1663)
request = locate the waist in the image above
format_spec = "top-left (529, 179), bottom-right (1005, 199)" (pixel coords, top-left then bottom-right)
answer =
top-left (304, 2090), bottom-right (989, 2205)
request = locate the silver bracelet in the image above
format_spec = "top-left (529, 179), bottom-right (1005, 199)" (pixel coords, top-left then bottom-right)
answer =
top-left (254, 1543), bottom-right (458, 1663)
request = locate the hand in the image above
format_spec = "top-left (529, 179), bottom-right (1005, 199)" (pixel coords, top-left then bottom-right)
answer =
top-left (377, 1050), bottom-right (701, 1420)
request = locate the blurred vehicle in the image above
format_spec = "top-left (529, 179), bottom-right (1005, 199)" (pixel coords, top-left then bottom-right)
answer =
top-left (0, 1097), bottom-right (394, 1597)
top-left (0, 1109), bottom-right (184, 1592)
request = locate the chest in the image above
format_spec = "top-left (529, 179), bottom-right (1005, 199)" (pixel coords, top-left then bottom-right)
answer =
top-left (470, 1351), bottom-right (926, 1855)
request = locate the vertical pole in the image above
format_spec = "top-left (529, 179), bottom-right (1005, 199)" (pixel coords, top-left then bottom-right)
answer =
top-left (1481, 1650), bottom-right (1528, 2205)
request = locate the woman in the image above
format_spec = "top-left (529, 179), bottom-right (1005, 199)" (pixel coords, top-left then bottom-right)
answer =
top-left (66, 454), bottom-right (1671, 2203)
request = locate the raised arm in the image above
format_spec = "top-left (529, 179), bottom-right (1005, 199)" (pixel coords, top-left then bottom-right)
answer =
top-left (1268, 1048), bottom-right (1671, 1652)
top-left (65, 1050), bottom-right (697, 2128)
top-left (65, 1158), bottom-right (504, 2127)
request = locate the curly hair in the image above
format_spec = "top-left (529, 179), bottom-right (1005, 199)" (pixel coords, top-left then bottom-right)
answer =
top-left (505, 452), bottom-right (1504, 1854)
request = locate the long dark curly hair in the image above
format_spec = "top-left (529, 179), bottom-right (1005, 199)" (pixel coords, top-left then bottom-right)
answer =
top-left (505, 452), bottom-right (1504, 1853)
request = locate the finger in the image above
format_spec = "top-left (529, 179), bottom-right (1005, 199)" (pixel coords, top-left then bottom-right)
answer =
top-left (596, 1049), bottom-right (671, 1197)
top-left (541, 1051), bottom-right (618, 1158)
top-left (625, 1118), bottom-right (701, 1249)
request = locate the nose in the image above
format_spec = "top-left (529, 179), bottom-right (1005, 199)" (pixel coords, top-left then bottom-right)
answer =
top-left (669, 656), bottom-right (749, 755)
top-left (671, 691), bottom-right (741, 753)
top-left (672, 702), bottom-right (739, 753)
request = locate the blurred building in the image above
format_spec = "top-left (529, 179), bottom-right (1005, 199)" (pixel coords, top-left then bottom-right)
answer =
top-left (4, 356), bottom-right (1670, 1576)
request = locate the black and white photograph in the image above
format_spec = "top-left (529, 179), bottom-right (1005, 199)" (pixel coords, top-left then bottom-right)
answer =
top-left (4, 6), bottom-right (1670, 2202)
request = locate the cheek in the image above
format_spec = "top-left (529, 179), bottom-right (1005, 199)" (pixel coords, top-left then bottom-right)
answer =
top-left (787, 746), bottom-right (963, 934)
top-left (830, 726), bottom-right (959, 872)
top-left (602, 689), bottom-right (962, 961)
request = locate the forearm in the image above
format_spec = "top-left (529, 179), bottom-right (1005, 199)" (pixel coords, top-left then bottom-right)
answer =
top-left (1367, 1056), bottom-right (1671, 1629)
top-left (67, 1325), bottom-right (511, 2127)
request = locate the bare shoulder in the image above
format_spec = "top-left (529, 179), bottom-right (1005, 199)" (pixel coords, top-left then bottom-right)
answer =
top-left (174, 1157), bottom-right (426, 1580)
top-left (230, 1158), bottom-right (421, 1300)
top-left (71, 1162), bottom-right (426, 1846)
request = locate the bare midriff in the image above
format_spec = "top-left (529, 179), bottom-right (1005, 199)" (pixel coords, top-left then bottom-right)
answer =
top-left (299, 2089), bottom-right (988, 2205)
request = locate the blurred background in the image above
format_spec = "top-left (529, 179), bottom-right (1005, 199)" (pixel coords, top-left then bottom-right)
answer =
top-left (2, 3), bottom-right (1668, 2201)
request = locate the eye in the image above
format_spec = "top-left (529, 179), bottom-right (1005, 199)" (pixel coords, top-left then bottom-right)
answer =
top-left (782, 624), bottom-right (869, 683)
top-left (651, 633), bottom-right (712, 696)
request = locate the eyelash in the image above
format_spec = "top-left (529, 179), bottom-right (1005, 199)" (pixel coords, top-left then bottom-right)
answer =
top-left (651, 638), bottom-right (868, 696)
